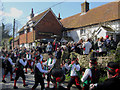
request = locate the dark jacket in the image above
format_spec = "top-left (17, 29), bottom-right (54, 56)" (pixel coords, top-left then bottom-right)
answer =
top-left (92, 77), bottom-right (120, 90)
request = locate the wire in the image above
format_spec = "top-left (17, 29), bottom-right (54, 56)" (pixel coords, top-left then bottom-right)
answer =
top-left (17, 0), bottom-right (66, 21)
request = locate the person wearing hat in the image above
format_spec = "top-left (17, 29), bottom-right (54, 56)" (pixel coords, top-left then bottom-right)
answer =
top-left (90, 62), bottom-right (120, 90)
top-left (25, 51), bottom-right (34, 74)
top-left (13, 53), bottom-right (28, 89)
top-left (65, 57), bottom-right (81, 90)
top-left (32, 56), bottom-right (50, 90)
top-left (81, 58), bottom-right (100, 90)
top-left (105, 35), bottom-right (111, 51)
top-left (2, 52), bottom-right (15, 83)
top-left (42, 53), bottom-right (56, 88)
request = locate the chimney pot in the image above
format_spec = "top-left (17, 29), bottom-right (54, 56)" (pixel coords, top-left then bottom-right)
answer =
top-left (81, 1), bottom-right (89, 13)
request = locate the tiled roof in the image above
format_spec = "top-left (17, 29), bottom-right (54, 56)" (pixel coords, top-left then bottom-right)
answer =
top-left (61, 1), bottom-right (120, 29)
top-left (18, 9), bottom-right (48, 33)
top-left (29, 9), bottom-right (48, 24)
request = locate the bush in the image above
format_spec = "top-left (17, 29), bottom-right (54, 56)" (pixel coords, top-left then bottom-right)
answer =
top-left (115, 48), bottom-right (120, 65)
top-left (99, 76), bottom-right (107, 83)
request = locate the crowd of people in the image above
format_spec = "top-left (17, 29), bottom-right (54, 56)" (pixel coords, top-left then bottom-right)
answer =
top-left (39, 35), bottom-right (117, 57)
top-left (0, 35), bottom-right (119, 90)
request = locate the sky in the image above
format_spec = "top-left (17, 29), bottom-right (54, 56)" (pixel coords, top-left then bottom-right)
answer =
top-left (0, 0), bottom-right (118, 34)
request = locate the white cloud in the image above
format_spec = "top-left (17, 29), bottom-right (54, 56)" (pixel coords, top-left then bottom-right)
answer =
top-left (0, 7), bottom-right (23, 18)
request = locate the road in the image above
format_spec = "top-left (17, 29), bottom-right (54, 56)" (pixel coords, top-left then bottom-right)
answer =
top-left (1, 68), bottom-right (78, 90)
top-left (0, 53), bottom-right (78, 90)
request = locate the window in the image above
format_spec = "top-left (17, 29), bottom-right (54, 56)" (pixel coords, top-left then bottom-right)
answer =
top-left (80, 29), bottom-right (83, 35)
top-left (84, 29), bottom-right (86, 34)
top-left (30, 28), bottom-right (33, 32)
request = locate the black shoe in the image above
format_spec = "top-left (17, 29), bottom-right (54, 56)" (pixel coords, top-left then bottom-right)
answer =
top-left (25, 72), bottom-right (27, 74)
top-left (23, 84), bottom-right (28, 87)
top-left (2, 80), bottom-right (6, 83)
top-left (31, 72), bottom-right (34, 74)
top-left (13, 86), bottom-right (18, 89)
top-left (11, 78), bottom-right (14, 81)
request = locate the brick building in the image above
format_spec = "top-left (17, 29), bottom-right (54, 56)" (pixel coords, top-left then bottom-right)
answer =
top-left (18, 8), bottom-right (63, 48)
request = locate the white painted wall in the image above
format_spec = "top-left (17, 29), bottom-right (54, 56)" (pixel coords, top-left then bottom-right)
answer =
top-left (67, 29), bottom-right (80, 42)
top-left (97, 27), bottom-right (107, 38)
top-left (66, 20), bottom-right (120, 42)
top-left (24, 43), bottom-right (29, 48)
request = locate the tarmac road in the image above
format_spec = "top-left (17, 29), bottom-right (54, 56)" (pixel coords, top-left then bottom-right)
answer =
top-left (0, 53), bottom-right (78, 90)
top-left (1, 68), bottom-right (78, 90)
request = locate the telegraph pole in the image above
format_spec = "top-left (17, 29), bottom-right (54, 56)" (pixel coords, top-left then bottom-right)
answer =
top-left (13, 19), bottom-right (15, 49)
top-left (1, 23), bottom-right (4, 41)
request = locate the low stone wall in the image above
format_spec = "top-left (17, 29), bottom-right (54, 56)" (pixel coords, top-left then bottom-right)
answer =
top-left (77, 54), bottom-right (115, 68)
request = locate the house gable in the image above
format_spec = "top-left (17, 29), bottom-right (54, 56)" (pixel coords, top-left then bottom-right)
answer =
top-left (35, 9), bottom-right (63, 40)
top-left (34, 8), bottom-right (63, 27)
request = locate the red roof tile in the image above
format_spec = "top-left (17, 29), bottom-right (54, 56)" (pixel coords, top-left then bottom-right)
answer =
top-left (61, 1), bottom-right (120, 28)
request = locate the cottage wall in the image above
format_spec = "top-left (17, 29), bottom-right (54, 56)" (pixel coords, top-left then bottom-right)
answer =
top-left (66, 20), bottom-right (120, 42)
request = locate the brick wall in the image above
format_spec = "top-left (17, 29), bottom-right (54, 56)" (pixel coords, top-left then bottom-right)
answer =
top-left (27, 31), bottom-right (34, 43)
top-left (19, 34), bottom-right (26, 44)
top-left (19, 10), bottom-right (63, 45)
top-left (35, 10), bottom-right (63, 40)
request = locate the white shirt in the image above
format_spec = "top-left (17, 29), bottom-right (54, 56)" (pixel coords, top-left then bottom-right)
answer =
top-left (0, 56), bottom-right (5, 59)
top-left (19, 59), bottom-right (27, 66)
top-left (36, 63), bottom-right (48, 73)
top-left (81, 68), bottom-right (92, 82)
top-left (40, 54), bottom-right (43, 61)
top-left (98, 41), bottom-right (104, 52)
top-left (26, 54), bottom-right (32, 60)
top-left (65, 63), bottom-right (80, 76)
top-left (8, 58), bottom-right (15, 66)
top-left (43, 58), bottom-right (56, 68)
top-left (83, 41), bottom-right (92, 54)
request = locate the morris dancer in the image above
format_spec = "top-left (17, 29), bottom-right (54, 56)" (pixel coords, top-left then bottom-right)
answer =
top-left (2, 52), bottom-right (15, 83)
top-left (25, 51), bottom-right (34, 74)
top-left (42, 53), bottom-right (56, 88)
top-left (32, 57), bottom-right (50, 90)
top-left (90, 62), bottom-right (120, 90)
top-left (65, 58), bottom-right (81, 90)
top-left (81, 58), bottom-right (100, 90)
top-left (13, 53), bottom-right (28, 89)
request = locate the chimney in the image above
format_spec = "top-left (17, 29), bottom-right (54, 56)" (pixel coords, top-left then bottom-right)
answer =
top-left (58, 13), bottom-right (61, 20)
top-left (30, 8), bottom-right (34, 19)
top-left (81, 0), bottom-right (89, 13)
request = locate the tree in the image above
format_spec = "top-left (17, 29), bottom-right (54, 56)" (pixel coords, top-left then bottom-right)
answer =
top-left (2, 23), bottom-right (12, 38)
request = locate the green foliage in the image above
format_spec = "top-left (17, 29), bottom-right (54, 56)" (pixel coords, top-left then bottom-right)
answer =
top-left (115, 48), bottom-right (120, 64)
top-left (99, 76), bottom-right (107, 83)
